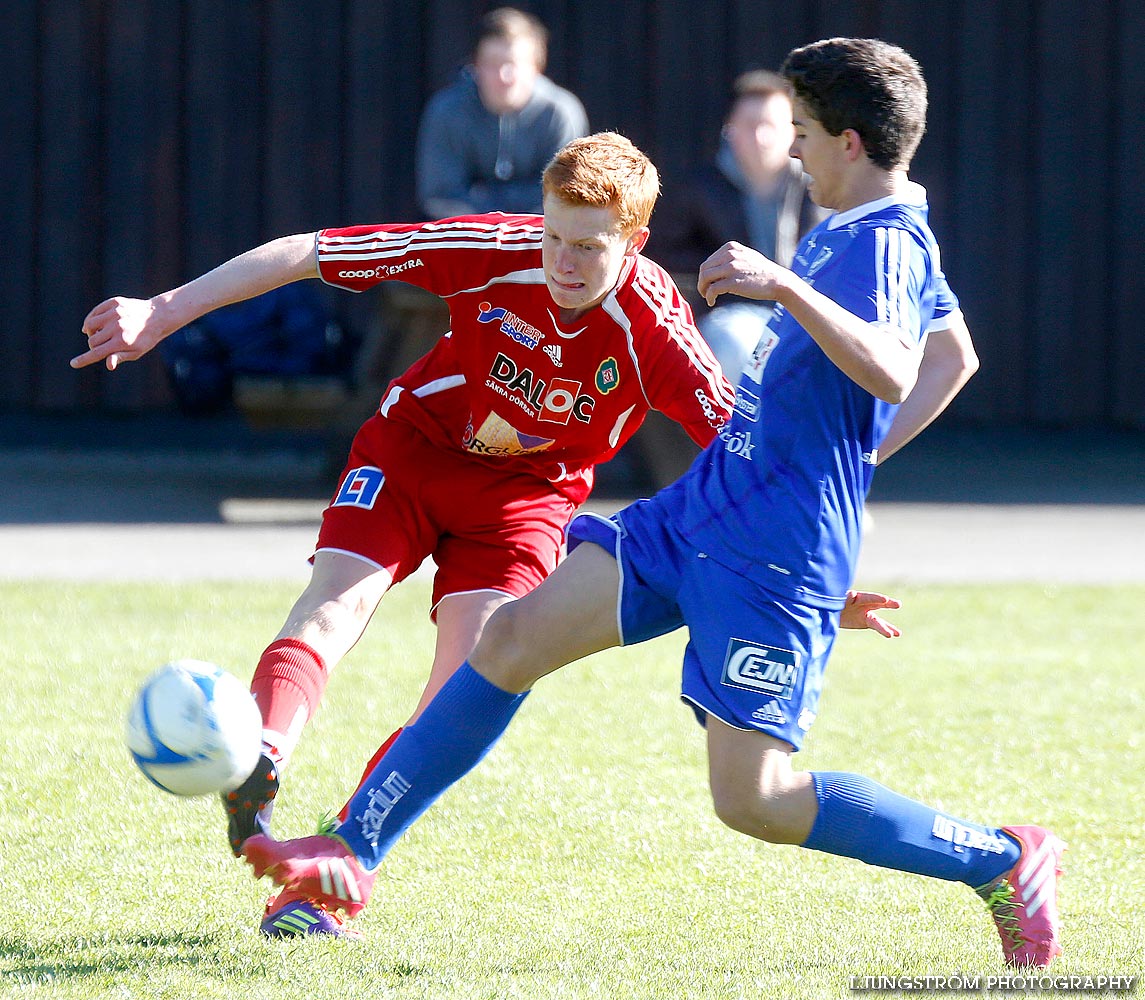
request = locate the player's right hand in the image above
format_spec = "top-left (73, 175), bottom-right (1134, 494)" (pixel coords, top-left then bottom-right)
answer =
top-left (72, 296), bottom-right (164, 371)
top-left (697, 241), bottom-right (785, 307)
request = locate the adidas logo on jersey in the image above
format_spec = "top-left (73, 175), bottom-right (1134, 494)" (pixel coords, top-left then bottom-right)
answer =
top-left (544, 343), bottom-right (563, 367)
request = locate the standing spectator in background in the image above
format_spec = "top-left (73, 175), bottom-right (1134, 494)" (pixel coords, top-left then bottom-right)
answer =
top-left (656, 70), bottom-right (825, 377)
top-left (416, 7), bottom-right (589, 218)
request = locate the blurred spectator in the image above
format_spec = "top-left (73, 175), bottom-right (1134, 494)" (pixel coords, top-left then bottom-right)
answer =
top-left (656, 70), bottom-right (826, 376)
top-left (415, 7), bottom-right (589, 218)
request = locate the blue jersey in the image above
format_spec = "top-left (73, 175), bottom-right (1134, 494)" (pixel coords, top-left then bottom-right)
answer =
top-left (663, 184), bottom-right (959, 609)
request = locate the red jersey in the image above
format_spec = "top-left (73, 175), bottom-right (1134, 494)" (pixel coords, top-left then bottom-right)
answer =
top-left (316, 214), bottom-right (733, 505)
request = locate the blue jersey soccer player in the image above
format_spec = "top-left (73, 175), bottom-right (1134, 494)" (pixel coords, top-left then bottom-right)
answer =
top-left (244, 39), bottom-right (1065, 967)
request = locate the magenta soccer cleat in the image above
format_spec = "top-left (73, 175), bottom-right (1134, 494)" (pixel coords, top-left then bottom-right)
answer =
top-left (977, 824), bottom-right (1066, 967)
top-left (243, 832), bottom-right (375, 918)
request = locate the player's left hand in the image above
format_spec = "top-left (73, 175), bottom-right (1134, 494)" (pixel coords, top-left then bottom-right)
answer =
top-left (840, 589), bottom-right (902, 637)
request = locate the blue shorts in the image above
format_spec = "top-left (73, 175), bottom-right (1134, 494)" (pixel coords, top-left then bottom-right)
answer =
top-left (567, 498), bottom-right (838, 751)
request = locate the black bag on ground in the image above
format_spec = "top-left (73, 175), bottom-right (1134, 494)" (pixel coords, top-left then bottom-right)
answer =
top-left (159, 285), bottom-right (355, 415)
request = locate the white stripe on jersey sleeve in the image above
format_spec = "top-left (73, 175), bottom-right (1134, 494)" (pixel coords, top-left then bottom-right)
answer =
top-left (875, 226), bottom-right (913, 330)
top-left (412, 375), bottom-right (466, 397)
top-left (893, 228), bottom-right (908, 329)
top-left (318, 221), bottom-right (542, 264)
top-left (626, 270), bottom-right (736, 408)
top-left (320, 219), bottom-right (542, 246)
top-left (926, 306), bottom-right (963, 333)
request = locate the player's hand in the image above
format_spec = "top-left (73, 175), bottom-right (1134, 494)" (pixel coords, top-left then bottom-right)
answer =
top-left (72, 296), bottom-right (165, 371)
top-left (840, 589), bottom-right (902, 638)
top-left (697, 241), bottom-right (786, 307)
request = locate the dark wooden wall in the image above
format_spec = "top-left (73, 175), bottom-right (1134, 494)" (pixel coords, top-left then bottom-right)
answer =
top-left (3, 0), bottom-right (1142, 428)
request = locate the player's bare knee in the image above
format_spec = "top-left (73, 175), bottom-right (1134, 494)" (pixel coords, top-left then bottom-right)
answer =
top-left (470, 600), bottom-right (542, 689)
top-left (711, 786), bottom-right (769, 839)
top-left (712, 790), bottom-right (805, 844)
top-left (710, 767), bottom-right (806, 844)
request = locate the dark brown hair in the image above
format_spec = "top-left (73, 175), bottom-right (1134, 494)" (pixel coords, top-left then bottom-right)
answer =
top-left (782, 37), bottom-right (927, 170)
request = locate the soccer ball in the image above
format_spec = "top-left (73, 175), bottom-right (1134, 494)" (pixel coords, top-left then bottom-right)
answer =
top-left (126, 659), bottom-right (262, 797)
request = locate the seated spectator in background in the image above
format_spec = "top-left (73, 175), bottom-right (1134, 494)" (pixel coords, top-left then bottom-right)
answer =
top-left (415, 7), bottom-right (589, 218)
top-left (655, 70), bottom-right (825, 377)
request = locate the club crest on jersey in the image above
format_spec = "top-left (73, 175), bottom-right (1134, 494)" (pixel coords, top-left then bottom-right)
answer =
top-left (802, 247), bottom-right (835, 281)
top-left (332, 466), bottom-right (385, 509)
top-left (595, 358), bottom-right (619, 394)
top-left (478, 300), bottom-right (544, 350)
top-left (721, 639), bottom-right (801, 699)
top-left (487, 353), bottom-right (595, 424)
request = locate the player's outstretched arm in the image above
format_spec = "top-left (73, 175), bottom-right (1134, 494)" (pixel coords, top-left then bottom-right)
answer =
top-left (72, 232), bottom-right (319, 371)
top-left (697, 240), bottom-right (924, 403)
top-left (840, 589), bottom-right (902, 638)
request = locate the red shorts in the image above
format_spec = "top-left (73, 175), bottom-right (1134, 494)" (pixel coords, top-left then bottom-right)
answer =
top-left (317, 413), bottom-right (577, 614)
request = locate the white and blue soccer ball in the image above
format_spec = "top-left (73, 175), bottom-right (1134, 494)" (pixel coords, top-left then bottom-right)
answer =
top-left (126, 659), bottom-right (261, 797)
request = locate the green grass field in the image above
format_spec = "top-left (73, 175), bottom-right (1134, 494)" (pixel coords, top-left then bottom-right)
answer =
top-left (2, 578), bottom-right (1142, 999)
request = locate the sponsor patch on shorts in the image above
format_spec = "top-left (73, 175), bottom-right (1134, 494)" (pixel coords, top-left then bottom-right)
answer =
top-left (721, 638), bottom-right (801, 699)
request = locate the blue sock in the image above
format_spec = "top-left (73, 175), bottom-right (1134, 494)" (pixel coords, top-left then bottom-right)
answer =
top-left (335, 662), bottom-right (527, 869)
top-left (803, 772), bottom-right (1020, 887)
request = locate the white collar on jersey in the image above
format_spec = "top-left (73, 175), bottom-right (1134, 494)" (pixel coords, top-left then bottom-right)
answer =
top-left (826, 181), bottom-right (928, 230)
top-left (546, 308), bottom-right (589, 338)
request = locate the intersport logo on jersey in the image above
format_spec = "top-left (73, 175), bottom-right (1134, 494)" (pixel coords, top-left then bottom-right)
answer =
top-left (487, 353), bottom-right (595, 425)
top-left (478, 301), bottom-right (544, 350)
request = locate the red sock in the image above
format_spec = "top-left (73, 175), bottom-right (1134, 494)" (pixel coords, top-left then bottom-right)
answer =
top-left (250, 638), bottom-right (329, 765)
top-left (337, 728), bottom-right (403, 824)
